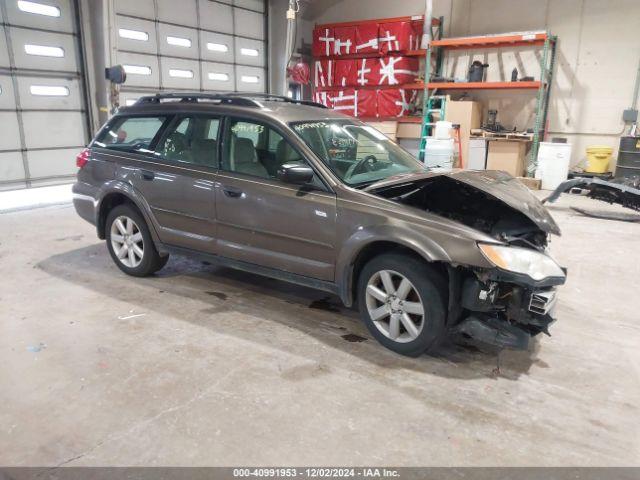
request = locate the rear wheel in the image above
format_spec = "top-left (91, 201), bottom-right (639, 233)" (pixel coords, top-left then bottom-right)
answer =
top-left (357, 253), bottom-right (446, 357)
top-left (105, 204), bottom-right (168, 277)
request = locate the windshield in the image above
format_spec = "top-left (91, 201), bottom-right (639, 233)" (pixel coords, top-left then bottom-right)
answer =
top-left (291, 120), bottom-right (426, 186)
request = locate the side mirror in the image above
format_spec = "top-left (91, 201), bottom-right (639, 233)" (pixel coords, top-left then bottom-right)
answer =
top-left (277, 162), bottom-right (314, 185)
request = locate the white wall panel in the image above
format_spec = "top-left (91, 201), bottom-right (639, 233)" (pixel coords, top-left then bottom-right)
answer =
top-left (5, 0), bottom-right (75, 33)
top-left (16, 76), bottom-right (82, 110)
top-left (117, 52), bottom-right (160, 88)
top-left (114, 0), bottom-right (155, 19)
top-left (0, 112), bottom-right (22, 150)
top-left (234, 37), bottom-right (264, 67)
top-left (160, 57), bottom-right (200, 89)
top-left (199, 1), bottom-right (234, 34)
top-left (0, 27), bottom-right (9, 68)
top-left (201, 61), bottom-right (234, 91)
top-left (235, 0), bottom-right (265, 12)
top-left (156, 0), bottom-right (198, 27)
top-left (235, 65), bottom-right (264, 92)
top-left (119, 91), bottom-right (149, 107)
top-left (115, 16), bottom-right (157, 55)
top-left (234, 8), bottom-right (264, 39)
top-left (0, 76), bottom-right (17, 109)
top-left (27, 147), bottom-right (81, 178)
top-left (21, 111), bottom-right (86, 149)
top-left (10, 27), bottom-right (78, 72)
top-left (0, 152), bottom-right (26, 182)
top-left (158, 23), bottom-right (199, 59)
top-left (200, 31), bottom-right (234, 63)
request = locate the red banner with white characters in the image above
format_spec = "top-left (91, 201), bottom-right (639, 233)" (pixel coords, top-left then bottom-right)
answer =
top-left (377, 89), bottom-right (418, 117)
top-left (313, 60), bottom-right (333, 88)
top-left (333, 26), bottom-right (356, 55)
top-left (354, 23), bottom-right (379, 54)
top-left (354, 58), bottom-right (378, 87)
top-left (334, 59), bottom-right (357, 87)
top-left (331, 89), bottom-right (357, 116)
top-left (313, 91), bottom-right (333, 109)
top-left (356, 89), bottom-right (378, 118)
top-left (378, 21), bottom-right (422, 54)
top-left (313, 27), bottom-right (334, 57)
top-left (377, 56), bottom-right (420, 86)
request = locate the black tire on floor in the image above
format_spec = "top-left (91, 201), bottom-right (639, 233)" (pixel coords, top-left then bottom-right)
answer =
top-left (105, 203), bottom-right (168, 277)
top-left (357, 253), bottom-right (447, 357)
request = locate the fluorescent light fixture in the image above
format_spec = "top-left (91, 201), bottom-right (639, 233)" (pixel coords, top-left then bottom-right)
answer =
top-left (17, 0), bottom-right (60, 17)
top-left (169, 69), bottom-right (194, 78)
top-left (166, 36), bottom-right (191, 48)
top-left (207, 42), bottom-right (228, 52)
top-left (30, 85), bottom-right (69, 96)
top-left (240, 48), bottom-right (259, 57)
top-left (123, 64), bottom-right (152, 75)
top-left (208, 72), bottom-right (229, 81)
top-left (241, 75), bottom-right (259, 84)
top-left (125, 99), bottom-right (137, 106)
top-left (24, 44), bottom-right (64, 57)
top-left (118, 28), bottom-right (149, 41)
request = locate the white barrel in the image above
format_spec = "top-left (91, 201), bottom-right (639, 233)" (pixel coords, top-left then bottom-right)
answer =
top-left (434, 121), bottom-right (453, 140)
top-left (535, 142), bottom-right (572, 190)
top-left (424, 137), bottom-right (455, 169)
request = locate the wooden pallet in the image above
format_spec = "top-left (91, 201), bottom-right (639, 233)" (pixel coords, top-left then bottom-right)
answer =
top-left (471, 129), bottom-right (533, 141)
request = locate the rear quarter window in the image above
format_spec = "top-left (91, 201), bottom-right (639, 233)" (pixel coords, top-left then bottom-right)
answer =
top-left (93, 116), bottom-right (166, 153)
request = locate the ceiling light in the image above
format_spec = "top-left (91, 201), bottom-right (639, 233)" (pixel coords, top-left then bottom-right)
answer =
top-left (24, 44), bottom-right (64, 57)
top-left (169, 69), bottom-right (194, 78)
top-left (30, 85), bottom-right (69, 96)
top-left (17, 1), bottom-right (60, 17)
top-left (123, 65), bottom-right (151, 75)
top-left (166, 36), bottom-right (191, 48)
top-left (240, 48), bottom-right (259, 57)
top-left (241, 75), bottom-right (259, 84)
top-left (207, 42), bottom-right (228, 52)
top-left (208, 72), bottom-right (229, 81)
top-left (118, 29), bottom-right (149, 41)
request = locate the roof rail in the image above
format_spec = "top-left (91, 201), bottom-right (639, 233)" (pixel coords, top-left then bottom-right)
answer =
top-left (133, 92), bottom-right (327, 109)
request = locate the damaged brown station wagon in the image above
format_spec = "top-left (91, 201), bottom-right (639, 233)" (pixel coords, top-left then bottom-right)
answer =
top-left (73, 93), bottom-right (566, 356)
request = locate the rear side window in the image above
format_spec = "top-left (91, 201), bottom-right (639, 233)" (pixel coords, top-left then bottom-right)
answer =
top-left (94, 116), bottom-right (166, 153)
top-left (155, 116), bottom-right (220, 167)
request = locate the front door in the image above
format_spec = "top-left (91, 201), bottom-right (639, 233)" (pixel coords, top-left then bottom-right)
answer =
top-left (215, 118), bottom-right (337, 281)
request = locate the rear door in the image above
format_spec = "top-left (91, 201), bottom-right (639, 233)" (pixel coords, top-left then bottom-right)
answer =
top-left (214, 117), bottom-right (337, 281)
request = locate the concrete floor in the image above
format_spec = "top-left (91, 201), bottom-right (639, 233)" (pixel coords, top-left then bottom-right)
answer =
top-left (0, 192), bottom-right (639, 466)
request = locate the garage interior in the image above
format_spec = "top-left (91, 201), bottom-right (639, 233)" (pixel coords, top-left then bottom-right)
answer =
top-left (1, 0), bottom-right (640, 472)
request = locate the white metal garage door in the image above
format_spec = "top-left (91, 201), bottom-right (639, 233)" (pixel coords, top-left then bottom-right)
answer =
top-left (0, 0), bottom-right (90, 190)
top-left (113, 0), bottom-right (267, 107)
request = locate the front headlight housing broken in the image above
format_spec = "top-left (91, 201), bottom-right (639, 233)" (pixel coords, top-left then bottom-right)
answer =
top-left (478, 243), bottom-right (565, 281)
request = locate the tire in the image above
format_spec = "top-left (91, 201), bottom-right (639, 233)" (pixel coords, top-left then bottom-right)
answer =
top-left (357, 253), bottom-right (446, 357)
top-left (105, 204), bottom-right (168, 277)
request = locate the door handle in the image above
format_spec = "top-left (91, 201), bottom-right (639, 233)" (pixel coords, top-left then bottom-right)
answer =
top-left (140, 169), bottom-right (155, 181)
top-left (222, 185), bottom-right (243, 198)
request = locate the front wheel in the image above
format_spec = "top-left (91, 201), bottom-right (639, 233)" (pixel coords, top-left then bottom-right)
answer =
top-left (357, 253), bottom-right (446, 357)
top-left (105, 204), bottom-right (168, 277)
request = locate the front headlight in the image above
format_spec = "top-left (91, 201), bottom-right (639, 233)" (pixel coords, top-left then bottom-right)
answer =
top-left (478, 243), bottom-right (565, 281)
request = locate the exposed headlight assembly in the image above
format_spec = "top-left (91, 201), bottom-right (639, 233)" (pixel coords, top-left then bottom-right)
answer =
top-left (478, 243), bottom-right (565, 281)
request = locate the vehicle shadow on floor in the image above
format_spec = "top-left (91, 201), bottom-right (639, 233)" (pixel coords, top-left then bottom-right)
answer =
top-left (37, 243), bottom-right (543, 381)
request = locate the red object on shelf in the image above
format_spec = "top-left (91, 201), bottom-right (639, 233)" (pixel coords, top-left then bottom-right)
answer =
top-left (377, 89), bottom-right (417, 117)
top-left (378, 21), bottom-right (422, 54)
top-left (288, 62), bottom-right (310, 85)
top-left (378, 56), bottom-right (420, 86)
top-left (354, 23), bottom-right (379, 54)
top-left (313, 60), bottom-right (333, 88)
top-left (313, 27), bottom-right (335, 57)
top-left (313, 91), bottom-right (333, 109)
top-left (331, 89), bottom-right (357, 116)
top-left (333, 26), bottom-right (356, 55)
top-left (334, 59), bottom-right (357, 87)
top-left (354, 58), bottom-right (378, 87)
top-left (357, 89), bottom-right (378, 118)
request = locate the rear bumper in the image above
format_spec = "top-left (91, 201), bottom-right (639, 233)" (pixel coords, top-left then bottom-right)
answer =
top-left (72, 182), bottom-right (98, 226)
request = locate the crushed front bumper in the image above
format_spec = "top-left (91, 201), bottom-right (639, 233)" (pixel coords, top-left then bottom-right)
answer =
top-left (450, 269), bottom-right (565, 350)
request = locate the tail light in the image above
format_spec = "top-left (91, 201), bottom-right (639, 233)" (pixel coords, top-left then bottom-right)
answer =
top-left (76, 148), bottom-right (90, 168)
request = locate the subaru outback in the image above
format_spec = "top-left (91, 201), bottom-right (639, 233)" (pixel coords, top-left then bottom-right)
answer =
top-left (73, 93), bottom-right (566, 356)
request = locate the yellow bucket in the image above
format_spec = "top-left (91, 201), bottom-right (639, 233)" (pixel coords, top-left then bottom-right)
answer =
top-left (585, 145), bottom-right (613, 173)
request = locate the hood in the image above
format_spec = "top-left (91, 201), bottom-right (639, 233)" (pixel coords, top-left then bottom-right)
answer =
top-left (365, 170), bottom-right (561, 236)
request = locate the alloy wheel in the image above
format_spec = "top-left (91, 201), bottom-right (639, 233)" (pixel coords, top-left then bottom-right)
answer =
top-left (110, 215), bottom-right (144, 268)
top-left (365, 269), bottom-right (425, 343)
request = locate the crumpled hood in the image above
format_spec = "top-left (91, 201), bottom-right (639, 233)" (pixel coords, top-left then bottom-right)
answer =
top-left (365, 169), bottom-right (561, 235)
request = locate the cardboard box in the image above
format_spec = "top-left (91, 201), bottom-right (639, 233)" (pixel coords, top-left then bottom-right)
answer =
top-left (486, 140), bottom-right (526, 177)
top-left (396, 122), bottom-right (422, 139)
top-left (366, 121), bottom-right (397, 140)
top-left (445, 100), bottom-right (481, 169)
top-left (517, 177), bottom-right (541, 190)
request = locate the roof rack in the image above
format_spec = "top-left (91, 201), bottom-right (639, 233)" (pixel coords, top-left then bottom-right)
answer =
top-left (134, 92), bottom-right (327, 109)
